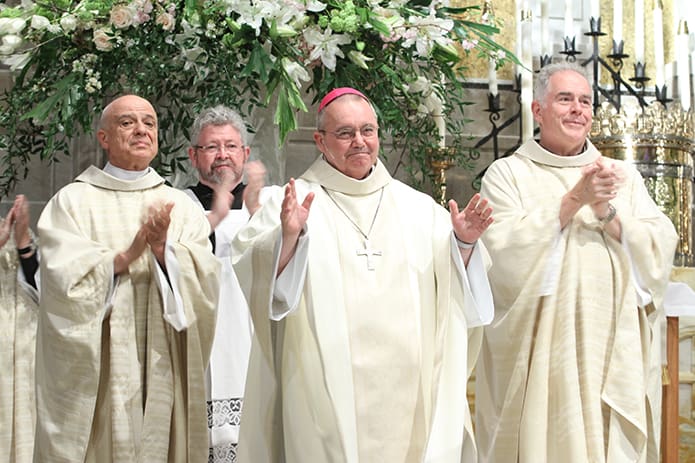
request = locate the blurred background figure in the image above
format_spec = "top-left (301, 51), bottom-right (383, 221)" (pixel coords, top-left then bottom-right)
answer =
top-left (0, 194), bottom-right (39, 463)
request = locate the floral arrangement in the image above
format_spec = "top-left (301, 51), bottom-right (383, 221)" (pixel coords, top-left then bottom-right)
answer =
top-left (0, 0), bottom-right (513, 196)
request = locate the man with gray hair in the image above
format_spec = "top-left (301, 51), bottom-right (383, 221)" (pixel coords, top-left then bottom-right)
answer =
top-left (476, 62), bottom-right (677, 462)
top-left (184, 105), bottom-right (268, 462)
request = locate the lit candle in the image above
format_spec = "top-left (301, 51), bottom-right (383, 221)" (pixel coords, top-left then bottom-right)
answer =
top-left (613, 0), bottom-right (623, 45)
top-left (634, 0), bottom-right (645, 63)
top-left (488, 58), bottom-right (498, 96)
top-left (563, 0), bottom-right (573, 39)
top-left (676, 19), bottom-right (690, 110)
top-left (521, 10), bottom-right (534, 142)
top-left (653, 0), bottom-right (665, 87)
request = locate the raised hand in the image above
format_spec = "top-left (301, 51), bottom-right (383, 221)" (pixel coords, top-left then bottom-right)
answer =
top-left (277, 178), bottom-right (314, 275)
top-left (448, 193), bottom-right (494, 245)
top-left (208, 177), bottom-right (235, 230)
top-left (243, 160), bottom-right (266, 216)
top-left (144, 201), bottom-right (174, 266)
top-left (12, 195), bottom-right (31, 249)
top-left (280, 178), bottom-right (314, 240)
top-left (570, 160), bottom-right (621, 207)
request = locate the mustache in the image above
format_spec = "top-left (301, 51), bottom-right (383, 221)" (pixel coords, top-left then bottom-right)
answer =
top-left (211, 161), bottom-right (233, 169)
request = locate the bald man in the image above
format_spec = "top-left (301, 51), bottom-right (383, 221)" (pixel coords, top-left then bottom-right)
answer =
top-left (34, 95), bottom-right (220, 462)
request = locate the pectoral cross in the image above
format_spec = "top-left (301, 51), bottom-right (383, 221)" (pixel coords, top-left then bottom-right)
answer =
top-left (356, 238), bottom-right (382, 271)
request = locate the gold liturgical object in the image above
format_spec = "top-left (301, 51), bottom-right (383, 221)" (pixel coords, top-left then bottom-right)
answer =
top-left (590, 102), bottom-right (695, 266)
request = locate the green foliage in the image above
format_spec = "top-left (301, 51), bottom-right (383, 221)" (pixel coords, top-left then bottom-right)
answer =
top-left (0, 0), bottom-right (515, 196)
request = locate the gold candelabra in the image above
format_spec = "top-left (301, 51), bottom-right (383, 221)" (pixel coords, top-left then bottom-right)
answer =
top-left (427, 147), bottom-right (457, 207)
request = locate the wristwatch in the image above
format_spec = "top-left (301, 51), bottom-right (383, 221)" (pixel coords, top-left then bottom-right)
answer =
top-left (597, 203), bottom-right (617, 226)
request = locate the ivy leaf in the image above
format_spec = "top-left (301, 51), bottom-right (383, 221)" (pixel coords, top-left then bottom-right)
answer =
top-left (241, 43), bottom-right (274, 81)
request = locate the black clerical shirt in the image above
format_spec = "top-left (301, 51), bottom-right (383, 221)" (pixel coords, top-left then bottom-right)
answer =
top-left (188, 182), bottom-right (247, 252)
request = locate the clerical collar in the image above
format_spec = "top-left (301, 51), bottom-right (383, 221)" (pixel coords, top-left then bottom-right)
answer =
top-left (188, 181), bottom-right (246, 210)
top-left (302, 156), bottom-right (391, 196)
top-left (103, 162), bottom-right (150, 180)
top-left (517, 139), bottom-right (600, 168)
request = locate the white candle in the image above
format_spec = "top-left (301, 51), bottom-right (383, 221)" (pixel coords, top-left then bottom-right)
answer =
top-left (433, 108), bottom-right (446, 149)
top-left (488, 59), bottom-right (498, 96)
top-left (653, 1), bottom-right (665, 87)
top-left (563, 0), bottom-right (573, 39)
top-left (634, 0), bottom-right (645, 63)
top-left (515, 0), bottom-right (522, 75)
top-left (590, 0), bottom-right (600, 19)
top-left (613, 0), bottom-right (623, 45)
top-left (521, 10), bottom-right (534, 142)
top-left (676, 20), bottom-right (691, 110)
top-left (540, 0), bottom-right (550, 56)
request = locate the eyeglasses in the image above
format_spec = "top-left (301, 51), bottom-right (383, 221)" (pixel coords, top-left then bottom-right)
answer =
top-left (319, 125), bottom-right (379, 141)
top-left (194, 143), bottom-right (243, 155)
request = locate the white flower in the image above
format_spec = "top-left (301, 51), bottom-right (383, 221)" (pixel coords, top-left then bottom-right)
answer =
top-left (60, 14), bottom-right (78, 32)
top-left (281, 57), bottom-right (310, 89)
top-left (401, 12), bottom-right (454, 57)
top-left (404, 76), bottom-right (442, 116)
top-left (30, 15), bottom-right (51, 31)
top-left (110, 5), bottom-right (134, 29)
top-left (305, 0), bottom-right (327, 12)
top-left (85, 75), bottom-right (102, 94)
top-left (303, 26), bottom-right (351, 71)
top-left (0, 17), bottom-right (26, 35)
top-left (1, 34), bottom-right (22, 50)
top-left (92, 28), bottom-right (114, 51)
top-left (156, 12), bottom-right (175, 31)
top-left (0, 51), bottom-right (30, 70)
top-left (347, 50), bottom-right (373, 70)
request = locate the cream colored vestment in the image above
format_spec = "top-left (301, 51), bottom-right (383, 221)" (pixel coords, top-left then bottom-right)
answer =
top-left (233, 158), bottom-right (493, 463)
top-left (34, 166), bottom-right (220, 463)
top-left (0, 226), bottom-right (38, 463)
top-left (477, 140), bottom-right (678, 463)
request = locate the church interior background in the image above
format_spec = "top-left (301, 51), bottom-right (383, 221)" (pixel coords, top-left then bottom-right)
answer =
top-left (2, 0), bottom-right (695, 460)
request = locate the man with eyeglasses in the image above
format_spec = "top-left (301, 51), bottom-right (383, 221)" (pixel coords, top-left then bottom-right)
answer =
top-left (184, 105), bottom-right (271, 463)
top-left (232, 87), bottom-right (495, 462)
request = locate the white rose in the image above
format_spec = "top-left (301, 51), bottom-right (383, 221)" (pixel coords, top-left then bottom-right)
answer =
top-left (155, 12), bottom-right (175, 31)
top-left (0, 34), bottom-right (22, 54)
top-left (30, 15), bottom-right (50, 30)
top-left (92, 28), bottom-right (114, 51)
top-left (110, 5), bottom-right (134, 29)
top-left (60, 14), bottom-right (78, 32)
top-left (0, 17), bottom-right (27, 35)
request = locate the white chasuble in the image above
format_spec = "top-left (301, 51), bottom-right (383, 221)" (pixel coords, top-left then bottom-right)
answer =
top-left (0, 228), bottom-right (38, 463)
top-left (477, 140), bottom-right (678, 463)
top-left (232, 158), bottom-right (493, 463)
top-left (34, 166), bottom-right (220, 463)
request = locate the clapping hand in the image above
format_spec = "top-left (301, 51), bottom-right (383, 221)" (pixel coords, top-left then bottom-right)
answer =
top-left (243, 160), bottom-right (266, 216)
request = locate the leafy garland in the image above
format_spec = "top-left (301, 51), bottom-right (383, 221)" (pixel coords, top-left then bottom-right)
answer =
top-left (0, 0), bottom-right (514, 196)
